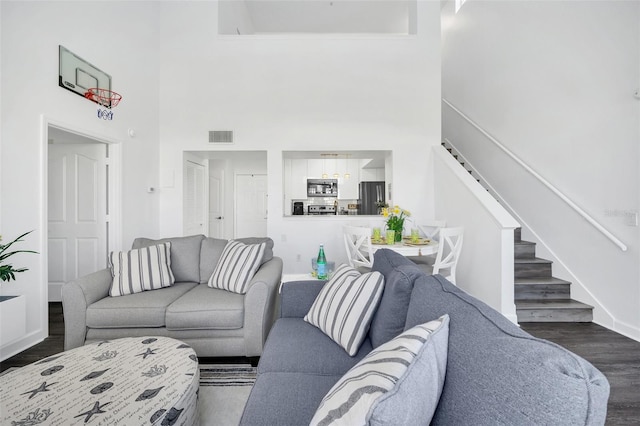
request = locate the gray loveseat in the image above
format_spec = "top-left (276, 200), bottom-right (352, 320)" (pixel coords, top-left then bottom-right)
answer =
top-left (240, 248), bottom-right (609, 425)
top-left (62, 234), bottom-right (283, 358)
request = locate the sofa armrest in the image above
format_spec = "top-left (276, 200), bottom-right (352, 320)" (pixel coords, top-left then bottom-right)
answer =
top-left (280, 280), bottom-right (326, 318)
top-left (243, 257), bottom-right (283, 357)
top-left (61, 268), bottom-right (112, 351)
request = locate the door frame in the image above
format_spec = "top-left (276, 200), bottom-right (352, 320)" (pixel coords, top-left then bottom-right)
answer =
top-left (41, 116), bottom-right (122, 302)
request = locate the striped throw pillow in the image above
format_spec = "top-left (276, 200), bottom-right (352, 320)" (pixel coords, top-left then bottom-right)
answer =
top-left (208, 240), bottom-right (266, 294)
top-left (310, 315), bottom-right (450, 426)
top-left (109, 242), bottom-right (175, 297)
top-left (304, 264), bottom-right (385, 356)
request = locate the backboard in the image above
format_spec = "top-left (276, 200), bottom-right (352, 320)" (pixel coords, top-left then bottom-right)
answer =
top-left (58, 45), bottom-right (112, 105)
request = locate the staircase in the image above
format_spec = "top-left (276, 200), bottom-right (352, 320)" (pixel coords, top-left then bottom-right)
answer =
top-left (441, 142), bottom-right (593, 322)
top-left (514, 228), bottom-right (593, 322)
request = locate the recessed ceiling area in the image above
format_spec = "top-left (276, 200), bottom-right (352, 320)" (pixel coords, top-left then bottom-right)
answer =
top-left (218, 0), bottom-right (417, 35)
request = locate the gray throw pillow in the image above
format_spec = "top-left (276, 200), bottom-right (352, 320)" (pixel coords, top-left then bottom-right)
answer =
top-left (305, 264), bottom-right (385, 356)
top-left (132, 234), bottom-right (204, 283)
top-left (310, 314), bottom-right (450, 426)
top-left (109, 242), bottom-right (174, 297)
top-left (208, 240), bottom-right (266, 294)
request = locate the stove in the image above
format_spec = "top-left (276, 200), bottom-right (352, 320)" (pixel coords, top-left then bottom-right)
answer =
top-left (307, 205), bottom-right (337, 215)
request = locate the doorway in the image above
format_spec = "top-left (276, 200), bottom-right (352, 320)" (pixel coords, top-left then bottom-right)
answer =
top-left (45, 123), bottom-right (120, 301)
top-left (183, 151), bottom-right (267, 239)
top-left (183, 158), bottom-right (208, 236)
top-left (235, 174), bottom-right (268, 238)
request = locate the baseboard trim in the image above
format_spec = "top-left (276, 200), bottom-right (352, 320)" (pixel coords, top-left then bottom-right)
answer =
top-left (48, 283), bottom-right (63, 302)
top-left (0, 329), bottom-right (47, 362)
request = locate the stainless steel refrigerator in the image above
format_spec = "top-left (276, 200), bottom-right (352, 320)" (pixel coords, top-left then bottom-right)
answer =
top-left (358, 181), bottom-right (385, 215)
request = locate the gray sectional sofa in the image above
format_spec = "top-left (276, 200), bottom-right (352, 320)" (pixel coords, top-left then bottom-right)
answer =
top-left (61, 234), bottom-right (283, 358)
top-left (240, 248), bottom-right (609, 425)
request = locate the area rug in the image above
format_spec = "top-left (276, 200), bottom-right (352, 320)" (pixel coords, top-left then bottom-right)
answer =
top-left (198, 364), bottom-right (257, 426)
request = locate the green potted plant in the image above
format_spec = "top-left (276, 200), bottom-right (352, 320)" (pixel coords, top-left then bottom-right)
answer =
top-left (1, 231), bottom-right (37, 283)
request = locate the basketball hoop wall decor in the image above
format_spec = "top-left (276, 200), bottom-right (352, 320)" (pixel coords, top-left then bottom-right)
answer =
top-left (58, 45), bottom-right (122, 121)
top-left (85, 88), bottom-right (122, 120)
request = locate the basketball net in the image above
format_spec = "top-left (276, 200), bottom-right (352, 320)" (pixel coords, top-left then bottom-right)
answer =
top-left (84, 88), bottom-right (122, 121)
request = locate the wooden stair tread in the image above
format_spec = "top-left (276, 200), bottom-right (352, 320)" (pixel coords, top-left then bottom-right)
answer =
top-left (514, 257), bottom-right (552, 265)
top-left (516, 300), bottom-right (593, 310)
top-left (515, 277), bottom-right (571, 286)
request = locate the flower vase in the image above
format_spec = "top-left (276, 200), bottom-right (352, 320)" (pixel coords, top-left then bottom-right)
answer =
top-left (393, 226), bottom-right (403, 242)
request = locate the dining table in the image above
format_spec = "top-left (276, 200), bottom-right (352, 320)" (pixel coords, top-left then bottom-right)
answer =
top-left (371, 237), bottom-right (439, 257)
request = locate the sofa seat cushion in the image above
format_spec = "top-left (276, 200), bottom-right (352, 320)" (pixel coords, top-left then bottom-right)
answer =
top-left (258, 318), bottom-right (372, 376)
top-left (240, 372), bottom-right (340, 426)
top-left (87, 282), bottom-right (197, 328)
top-left (166, 284), bottom-right (244, 331)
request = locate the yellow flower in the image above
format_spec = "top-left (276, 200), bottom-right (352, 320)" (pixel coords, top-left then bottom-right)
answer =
top-left (382, 208), bottom-right (389, 217)
top-left (393, 205), bottom-right (400, 215)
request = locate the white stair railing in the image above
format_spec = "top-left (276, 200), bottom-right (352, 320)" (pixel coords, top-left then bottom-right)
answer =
top-left (442, 98), bottom-right (627, 252)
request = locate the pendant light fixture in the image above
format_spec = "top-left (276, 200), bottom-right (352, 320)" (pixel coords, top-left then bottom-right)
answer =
top-left (344, 154), bottom-right (351, 179)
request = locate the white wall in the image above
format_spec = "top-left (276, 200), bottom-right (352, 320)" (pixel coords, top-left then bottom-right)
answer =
top-left (433, 146), bottom-right (519, 322)
top-left (442, 0), bottom-right (640, 339)
top-left (0, 1), bottom-right (161, 359)
top-left (156, 1), bottom-right (442, 272)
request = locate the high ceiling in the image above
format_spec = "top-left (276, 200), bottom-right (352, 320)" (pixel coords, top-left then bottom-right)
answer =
top-left (220, 0), bottom-right (416, 35)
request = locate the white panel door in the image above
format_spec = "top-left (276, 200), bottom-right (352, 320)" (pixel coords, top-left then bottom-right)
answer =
top-left (208, 168), bottom-right (224, 239)
top-left (184, 160), bottom-right (207, 236)
top-left (235, 174), bottom-right (267, 238)
top-left (48, 143), bottom-right (107, 299)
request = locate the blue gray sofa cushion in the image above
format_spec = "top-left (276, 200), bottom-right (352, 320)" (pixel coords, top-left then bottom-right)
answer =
top-left (406, 273), bottom-right (609, 425)
top-left (257, 318), bottom-right (372, 376)
top-left (369, 262), bottom-right (423, 348)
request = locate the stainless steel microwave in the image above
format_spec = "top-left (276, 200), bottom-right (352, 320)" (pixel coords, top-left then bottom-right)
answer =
top-left (307, 179), bottom-right (338, 197)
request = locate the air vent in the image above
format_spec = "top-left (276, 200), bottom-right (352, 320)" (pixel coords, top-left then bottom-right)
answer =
top-left (209, 130), bottom-right (234, 144)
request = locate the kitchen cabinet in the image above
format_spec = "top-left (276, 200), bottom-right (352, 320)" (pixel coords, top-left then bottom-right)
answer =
top-left (306, 159), bottom-right (324, 179)
top-left (291, 159), bottom-right (308, 199)
top-left (339, 177), bottom-right (358, 199)
top-left (360, 167), bottom-right (384, 182)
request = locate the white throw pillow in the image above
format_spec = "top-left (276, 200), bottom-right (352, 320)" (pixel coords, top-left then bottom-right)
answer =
top-left (208, 240), bottom-right (266, 294)
top-left (310, 315), bottom-right (450, 426)
top-left (304, 264), bottom-right (385, 356)
top-left (109, 242), bottom-right (175, 297)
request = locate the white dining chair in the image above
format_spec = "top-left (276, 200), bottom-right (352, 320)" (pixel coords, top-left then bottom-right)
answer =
top-left (417, 220), bottom-right (447, 241)
top-left (343, 225), bottom-right (374, 272)
top-left (407, 220), bottom-right (446, 266)
top-left (412, 226), bottom-right (464, 285)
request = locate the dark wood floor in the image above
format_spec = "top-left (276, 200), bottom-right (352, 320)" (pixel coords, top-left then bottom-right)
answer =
top-left (520, 322), bottom-right (640, 425)
top-left (2, 304), bottom-right (639, 424)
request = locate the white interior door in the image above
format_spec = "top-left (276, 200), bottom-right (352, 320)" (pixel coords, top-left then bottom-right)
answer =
top-left (184, 160), bottom-right (207, 236)
top-left (48, 143), bottom-right (107, 301)
top-left (235, 174), bottom-right (267, 238)
top-left (208, 168), bottom-right (225, 239)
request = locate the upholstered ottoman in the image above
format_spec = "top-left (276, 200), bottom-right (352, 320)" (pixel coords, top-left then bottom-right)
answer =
top-left (0, 336), bottom-right (199, 425)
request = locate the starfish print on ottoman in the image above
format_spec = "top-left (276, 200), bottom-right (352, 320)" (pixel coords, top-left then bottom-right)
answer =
top-left (74, 401), bottom-right (111, 423)
top-left (20, 381), bottom-right (57, 400)
top-left (137, 347), bottom-right (158, 359)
